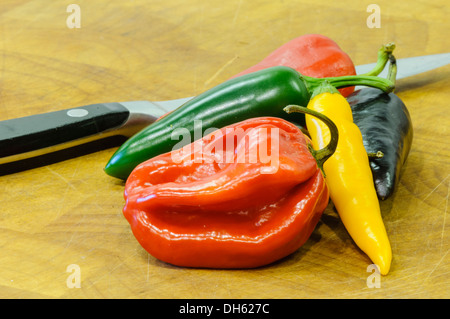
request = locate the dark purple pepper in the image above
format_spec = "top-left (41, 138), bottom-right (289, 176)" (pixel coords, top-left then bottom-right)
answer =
top-left (347, 87), bottom-right (413, 200)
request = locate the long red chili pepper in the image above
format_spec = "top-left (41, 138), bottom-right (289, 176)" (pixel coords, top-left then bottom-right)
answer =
top-left (231, 34), bottom-right (357, 96)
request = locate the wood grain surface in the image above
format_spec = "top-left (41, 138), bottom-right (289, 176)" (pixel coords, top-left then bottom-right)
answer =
top-left (0, 0), bottom-right (448, 299)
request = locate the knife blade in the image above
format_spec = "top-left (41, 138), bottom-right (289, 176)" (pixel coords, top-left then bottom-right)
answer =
top-left (0, 53), bottom-right (449, 172)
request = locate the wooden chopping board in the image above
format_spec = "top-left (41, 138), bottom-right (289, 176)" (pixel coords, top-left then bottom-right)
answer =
top-left (0, 0), bottom-right (448, 299)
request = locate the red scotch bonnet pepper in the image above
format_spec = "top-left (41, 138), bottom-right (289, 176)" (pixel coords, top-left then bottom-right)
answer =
top-left (123, 107), bottom-right (338, 268)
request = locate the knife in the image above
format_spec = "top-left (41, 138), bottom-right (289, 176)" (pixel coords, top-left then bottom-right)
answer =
top-left (0, 52), bottom-right (449, 173)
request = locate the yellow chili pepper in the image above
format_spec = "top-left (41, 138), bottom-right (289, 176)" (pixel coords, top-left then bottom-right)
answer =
top-left (285, 81), bottom-right (392, 275)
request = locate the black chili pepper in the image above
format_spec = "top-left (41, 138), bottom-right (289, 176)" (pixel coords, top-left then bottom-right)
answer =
top-left (347, 87), bottom-right (413, 200)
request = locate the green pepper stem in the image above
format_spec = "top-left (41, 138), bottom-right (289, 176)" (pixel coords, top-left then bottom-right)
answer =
top-left (301, 42), bottom-right (397, 94)
top-left (368, 151), bottom-right (384, 158)
top-left (301, 73), bottom-right (395, 94)
top-left (283, 104), bottom-right (338, 174)
top-left (387, 54), bottom-right (398, 87)
top-left (362, 42), bottom-right (396, 76)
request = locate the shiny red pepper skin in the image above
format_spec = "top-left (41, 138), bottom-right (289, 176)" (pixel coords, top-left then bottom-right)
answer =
top-left (232, 34), bottom-right (357, 97)
top-left (123, 117), bottom-right (329, 268)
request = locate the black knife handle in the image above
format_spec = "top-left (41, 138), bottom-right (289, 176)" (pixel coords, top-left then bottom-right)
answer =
top-left (0, 103), bottom-right (130, 160)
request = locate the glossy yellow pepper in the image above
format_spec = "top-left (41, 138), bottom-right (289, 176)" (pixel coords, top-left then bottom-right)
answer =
top-left (286, 81), bottom-right (392, 275)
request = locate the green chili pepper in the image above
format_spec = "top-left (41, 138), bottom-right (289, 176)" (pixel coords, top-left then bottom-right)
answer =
top-left (105, 66), bottom-right (394, 180)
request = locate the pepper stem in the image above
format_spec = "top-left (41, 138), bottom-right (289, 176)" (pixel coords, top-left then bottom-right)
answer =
top-left (301, 73), bottom-right (395, 94)
top-left (368, 151), bottom-right (384, 158)
top-left (283, 104), bottom-right (338, 174)
top-left (300, 42), bottom-right (397, 94)
top-left (387, 54), bottom-right (398, 88)
top-left (362, 42), bottom-right (396, 76)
